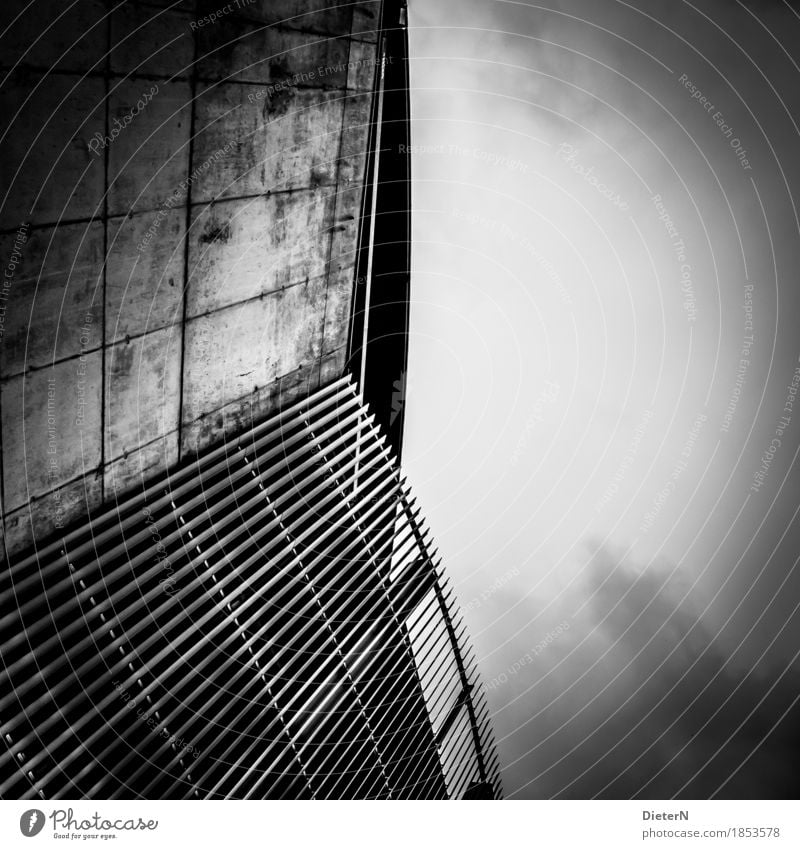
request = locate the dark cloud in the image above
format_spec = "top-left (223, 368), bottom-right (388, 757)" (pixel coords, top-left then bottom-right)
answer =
top-left (492, 541), bottom-right (800, 798)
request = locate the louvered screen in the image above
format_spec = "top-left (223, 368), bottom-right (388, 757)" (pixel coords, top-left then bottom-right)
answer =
top-left (1, 376), bottom-right (501, 800)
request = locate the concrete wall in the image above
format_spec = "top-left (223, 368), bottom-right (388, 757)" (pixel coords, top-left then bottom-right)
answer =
top-left (0, 0), bottom-right (381, 557)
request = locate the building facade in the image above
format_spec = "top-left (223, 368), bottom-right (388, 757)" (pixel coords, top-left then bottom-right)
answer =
top-left (0, 0), bottom-right (502, 799)
top-left (1, 375), bottom-right (501, 798)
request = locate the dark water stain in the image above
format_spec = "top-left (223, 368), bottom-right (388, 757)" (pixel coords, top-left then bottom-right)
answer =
top-left (200, 220), bottom-right (232, 245)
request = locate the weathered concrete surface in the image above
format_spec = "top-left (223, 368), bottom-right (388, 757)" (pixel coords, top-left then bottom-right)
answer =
top-left (182, 274), bottom-right (326, 433)
top-left (0, 74), bottom-right (105, 228)
top-left (180, 352), bottom-right (327, 459)
top-left (192, 85), bottom-right (346, 200)
top-left (0, 0), bottom-right (107, 73)
top-left (187, 189), bottom-right (336, 315)
top-left (104, 431), bottom-right (179, 501)
top-left (196, 23), bottom-right (352, 87)
top-left (1, 351), bottom-right (102, 513)
top-left (202, 1), bottom-right (353, 35)
top-left (3, 473), bottom-right (103, 561)
top-left (106, 210), bottom-right (185, 343)
top-left (108, 79), bottom-right (193, 216)
top-left (104, 326), bottom-right (182, 497)
top-left (207, 1), bottom-right (381, 42)
top-left (110, 2), bottom-right (195, 79)
top-left (0, 0), bottom-right (382, 557)
top-left (323, 183), bottom-right (369, 356)
top-left (0, 222), bottom-right (104, 377)
top-left (105, 325), bottom-right (182, 459)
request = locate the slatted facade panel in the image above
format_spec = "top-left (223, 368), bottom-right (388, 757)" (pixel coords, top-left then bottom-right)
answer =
top-left (1, 376), bottom-right (501, 799)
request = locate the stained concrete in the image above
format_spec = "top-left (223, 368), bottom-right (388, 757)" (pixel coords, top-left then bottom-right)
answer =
top-left (105, 210), bottom-right (185, 342)
top-left (186, 189), bottom-right (337, 314)
top-left (1, 351), bottom-right (103, 513)
top-left (0, 222), bottom-right (104, 377)
top-left (107, 79), bottom-right (193, 216)
top-left (0, 74), bottom-right (106, 228)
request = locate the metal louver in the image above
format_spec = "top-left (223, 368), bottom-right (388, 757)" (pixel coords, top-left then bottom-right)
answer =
top-left (0, 375), bottom-right (502, 800)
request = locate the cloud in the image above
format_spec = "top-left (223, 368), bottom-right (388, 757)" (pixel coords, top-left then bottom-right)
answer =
top-left (407, 0), bottom-right (800, 800)
top-left (492, 541), bottom-right (800, 798)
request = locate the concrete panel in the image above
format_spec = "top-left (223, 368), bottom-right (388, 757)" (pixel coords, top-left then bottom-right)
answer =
top-left (181, 354), bottom-right (324, 457)
top-left (265, 89), bottom-right (347, 191)
top-left (199, 0), bottom-right (352, 36)
top-left (2, 472), bottom-right (103, 558)
top-left (111, 3), bottom-right (194, 79)
top-left (187, 189), bottom-right (335, 317)
top-left (1, 352), bottom-right (102, 512)
top-left (0, 74), bottom-right (105, 228)
top-left (192, 83), bottom-right (344, 201)
top-left (321, 183), bottom-right (364, 356)
top-left (105, 326), bottom-right (182, 462)
top-left (0, 222), bottom-right (103, 378)
top-left (106, 210), bottom-right (185, 342)
top-left (191, 81), bottom-right (266, 201)
top-left (322, 264), bottom-right (356, 357)
top-left (351, 2), bottom-right (381, 42)
top-left (196, 23), bottom-right (351, 88)
top-left (105, 432), bottom-right (179, 500)
top-left (326, 181), bottom-right (364, 268)
top-left (221, 1), bottom-right (378, 42)
top-left (337, 89), bottom-right (373, 187)
top-left (135, 0), bottom-right (195, 9)
top-left (347, 38), bottom-right (382, 91)
top-left (182, 276), bottom-right (326, 429)
top-left (0, 0), bottom-right (108, 73)
top-left (108, 79), bottom-right (192, 216)
top-left (318, 346), bottom-right (348, 387)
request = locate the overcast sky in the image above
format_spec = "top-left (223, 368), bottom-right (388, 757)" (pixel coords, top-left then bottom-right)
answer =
top-left (402, 0), bottom-right (800, 798)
